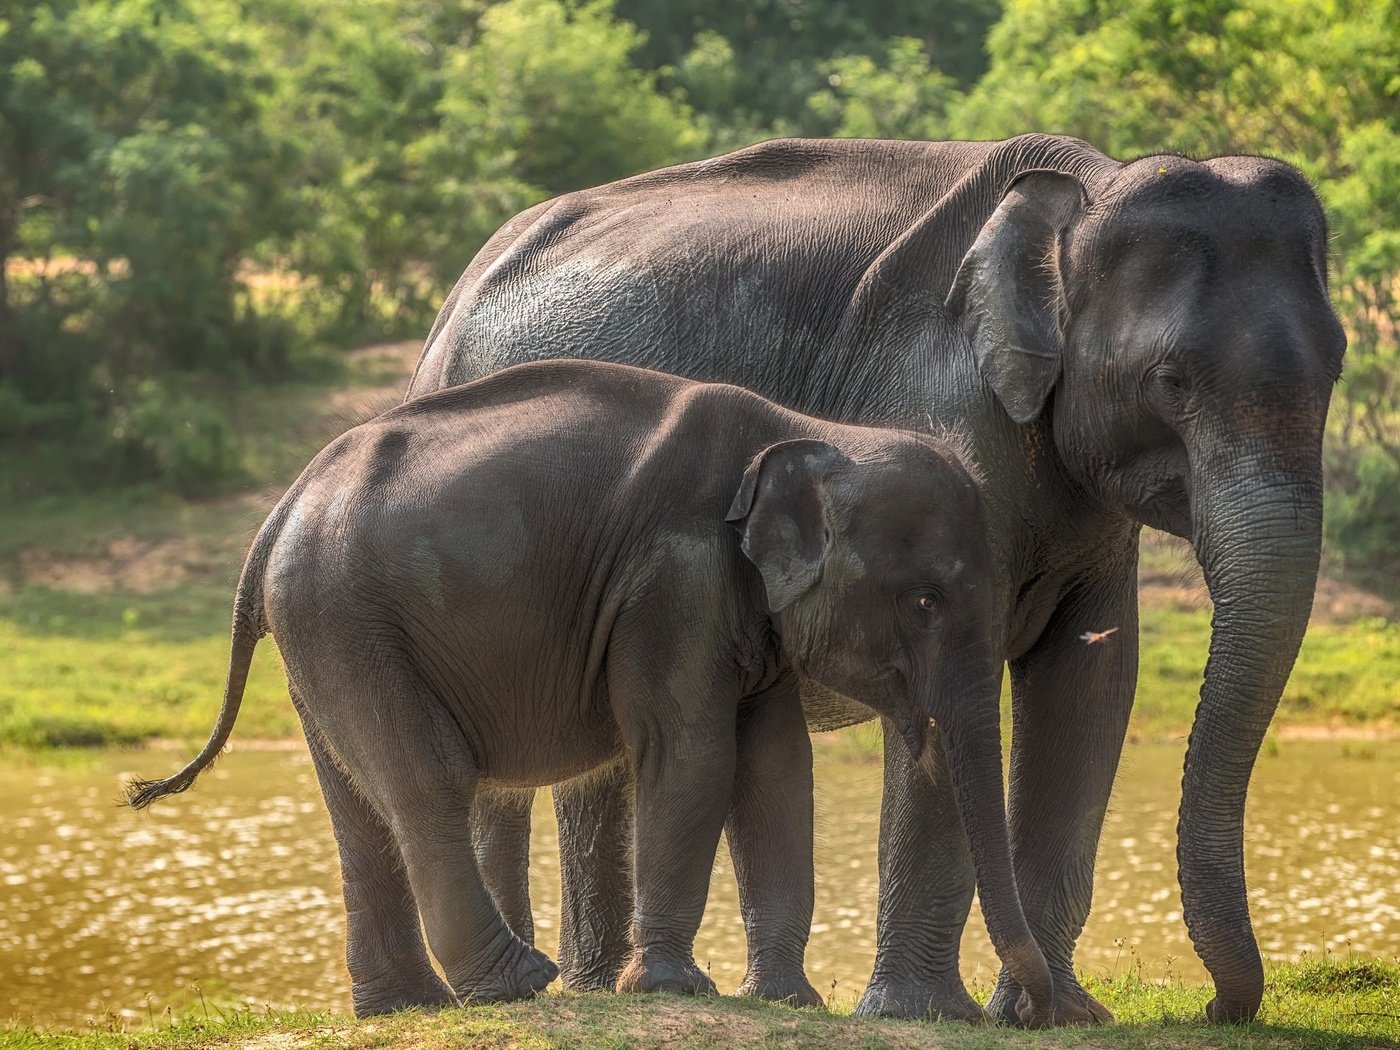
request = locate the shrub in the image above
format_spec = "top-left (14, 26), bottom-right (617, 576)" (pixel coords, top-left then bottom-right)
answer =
top-left (106, 381), bottom-right (243, 496)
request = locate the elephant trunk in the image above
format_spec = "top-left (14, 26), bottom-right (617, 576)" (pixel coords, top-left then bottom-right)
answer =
top-left (920, 657), bottom-right (1057, 1024)
top-left (1180, 449), bottom-right (1324, 1023)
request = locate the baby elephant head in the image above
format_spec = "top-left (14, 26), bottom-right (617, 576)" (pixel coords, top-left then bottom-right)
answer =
top-left (725, 433), bottom-right (1058, 1022)
top-left (725, 433), bottom-right (994, 758)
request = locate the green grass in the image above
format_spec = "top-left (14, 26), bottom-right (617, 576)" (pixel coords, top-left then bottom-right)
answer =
top-left (5, 960), bottom-right (1398, 1049)
top-left (1133, 606), bottom-right (1400, 738)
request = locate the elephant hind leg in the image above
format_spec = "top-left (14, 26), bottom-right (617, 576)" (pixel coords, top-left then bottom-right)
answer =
top-left (302, 723), bottom-right (454, 1017)
top-left (555, 762), bottom-right (635, 992)
top-left (312, 669), bottom-right (557, 1004)
top-left (472, 787), bottom-right (537, 944)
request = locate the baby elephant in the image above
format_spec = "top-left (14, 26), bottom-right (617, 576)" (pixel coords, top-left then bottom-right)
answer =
top-left (128, 360), bottom-right (1054, 1019)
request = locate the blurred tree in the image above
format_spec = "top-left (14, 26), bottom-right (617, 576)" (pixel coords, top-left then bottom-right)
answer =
top-left (0, 0), bottom-right (298, 401)
top-left (804, 37), bottom-right (959, 140)
top-left (434, 0), bottom-right (704, 196)
top-left (618, 0), bottom-right (1001, 135)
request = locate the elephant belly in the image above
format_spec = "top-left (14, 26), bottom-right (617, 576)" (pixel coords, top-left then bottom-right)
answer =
top-left (471, 684), bottom-right (625, 790)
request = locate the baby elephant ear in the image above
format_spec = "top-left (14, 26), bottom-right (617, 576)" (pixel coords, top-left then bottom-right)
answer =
top-left (725, 439), bottom-right (850, 614)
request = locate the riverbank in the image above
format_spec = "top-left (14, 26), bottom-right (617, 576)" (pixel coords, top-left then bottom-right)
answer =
top-left (3, 547), bottom-right (1393, 754)
top-left (5, 959), bottom-right (1398, 1049)
top-left (1, 341), bottom-right (1395, 755)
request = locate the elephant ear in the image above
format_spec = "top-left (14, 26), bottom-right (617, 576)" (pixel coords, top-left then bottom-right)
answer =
top-left (725, 439), bottom-right (849, 614)
top-left (946, 170), bottom-right (1086, 425)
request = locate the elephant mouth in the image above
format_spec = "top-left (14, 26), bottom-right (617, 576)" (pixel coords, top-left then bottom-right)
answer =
top-left (1136, 477), bottom-right (1191, 537)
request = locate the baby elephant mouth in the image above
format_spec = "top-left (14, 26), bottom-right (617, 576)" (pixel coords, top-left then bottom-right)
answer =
top-left (863, 667), bottom-right (928, 762)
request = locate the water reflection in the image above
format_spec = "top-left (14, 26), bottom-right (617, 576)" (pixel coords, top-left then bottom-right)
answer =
top-left (1, 739), bottom-right (1396, 1025)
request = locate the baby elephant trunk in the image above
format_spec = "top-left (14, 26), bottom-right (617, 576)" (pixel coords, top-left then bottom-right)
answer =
top-left (917, 660), bottom-right (1057, 1025)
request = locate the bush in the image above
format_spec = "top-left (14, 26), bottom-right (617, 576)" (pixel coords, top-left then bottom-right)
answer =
top-left (105, 381), bottom-right (243, 496)
top-left (1325, 443), bottom-right (1400, 588)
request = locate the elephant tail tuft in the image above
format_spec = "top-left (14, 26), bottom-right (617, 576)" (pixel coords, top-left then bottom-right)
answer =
top-left (124, 503), bottom-right (285, 809)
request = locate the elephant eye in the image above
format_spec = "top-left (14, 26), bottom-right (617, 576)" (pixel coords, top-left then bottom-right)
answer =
top-left (1153, 366), bottom-right (1187, 396)
top-left (1147, 365), bottom-right (1190, 417)
top-left (916, 595), bottom-right (937, 612)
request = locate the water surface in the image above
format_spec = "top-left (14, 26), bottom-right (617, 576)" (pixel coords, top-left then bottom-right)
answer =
top-left (2, 738), bottom-right (1396, 1025)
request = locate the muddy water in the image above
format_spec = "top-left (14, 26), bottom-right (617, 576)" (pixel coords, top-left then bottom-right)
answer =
top-left (3, 739), bottom-right (1397, 1026)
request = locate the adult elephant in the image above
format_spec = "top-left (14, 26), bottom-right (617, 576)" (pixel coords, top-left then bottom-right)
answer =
top-left (406, 134), bottom-right (1345, 1025)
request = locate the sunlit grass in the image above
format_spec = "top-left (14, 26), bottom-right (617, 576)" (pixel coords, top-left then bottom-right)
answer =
top-left (1134, 606), bottom-right (1400, 739)
top-left (1, 556), bottom-right (1394, 753)
top-left (3, 960), bottom-right (1396, 1049)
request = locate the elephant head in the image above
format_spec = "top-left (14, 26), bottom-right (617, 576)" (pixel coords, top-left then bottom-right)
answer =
top-left (726, 434), bottom-right (1058, 1025)
top-left (947, 157), bottom-right (1347, 1021)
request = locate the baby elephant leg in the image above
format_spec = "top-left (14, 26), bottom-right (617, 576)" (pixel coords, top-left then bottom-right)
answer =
top-left (555, 763), bottom-right (635, 991)
top-left (608, 636), bottom-right (738, 997)
top-left (331, 670), bottom-right (557, 1004)
top-left (303, 726), bottom-right (455, 1017)
top-left (727, 678), bottom-right (822, 1007)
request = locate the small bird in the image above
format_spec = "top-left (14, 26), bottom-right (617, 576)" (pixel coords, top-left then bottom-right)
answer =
top-left (1079, 627), bottom-right (1120, 645)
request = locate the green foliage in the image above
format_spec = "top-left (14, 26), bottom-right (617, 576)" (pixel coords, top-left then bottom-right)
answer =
top-left (0, 0), bottom-right (706, 492)
top-left (105, 380), bottom-right (242, 495)
top-left (618, 0), bottom-right (1001, 134)
top-left (0, 0), bottom-right (299, 384)
top-left (805, 38), bottom-right (959, 140)
top-left (1326, 443), bottom-right (1400, 583)
top-left (437, 0), bottom-right (704, 196)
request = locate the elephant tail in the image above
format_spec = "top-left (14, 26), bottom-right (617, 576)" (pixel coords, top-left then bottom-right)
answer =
top-left (124, 501), bottom-right (287, 809)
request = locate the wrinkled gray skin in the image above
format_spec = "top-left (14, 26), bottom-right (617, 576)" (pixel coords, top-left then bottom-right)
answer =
top-left (126, 360), bottom-right (1056, 1022)
top-left (409, 135), bottom-right (1346, 1025)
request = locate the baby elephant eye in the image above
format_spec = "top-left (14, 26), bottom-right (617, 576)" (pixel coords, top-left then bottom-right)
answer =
top-left (917, 595), bottom-right (937, 611)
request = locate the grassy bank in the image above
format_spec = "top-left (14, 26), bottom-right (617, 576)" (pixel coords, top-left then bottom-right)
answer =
top-left (1, 342), bottom-right (1395, 754)
top-left (4, 591), bottom-right (1396, 753)
top-left (5, 960), bottom-right (1399, 1049)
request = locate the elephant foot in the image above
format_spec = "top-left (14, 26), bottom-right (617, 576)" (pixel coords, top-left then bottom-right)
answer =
top-left (456, 940), bottom-right (558, 1003)
top-left (1205, 995), bottom-right (1259, 1024)
top-left (351, 972), bottom-right (457, 1018)
top-left (736, 968), bottom-right (823, 1008)
top-left (854, 973), bottom-right (988, 1023)
top-left (559, 946), bottom-right (630, 993)
top-left (616, 951), bottom-right (718, 997)
top-left (988, 975), bottom-right (1112, 1027)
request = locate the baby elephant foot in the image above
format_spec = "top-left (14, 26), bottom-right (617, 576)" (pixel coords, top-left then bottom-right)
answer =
top-left (616, 951), bottom-right (718, 997)
top-left (351, 973), bottom-right (457, 1017)
top-left (736, 968), bottom-right (824, 1008)
top-left (855, 973), bottom-right (988, 1023)
top-left (456, 940), bottom-right (559, 1003)
top-left (1042, 986), bottom-right (1112, 1027)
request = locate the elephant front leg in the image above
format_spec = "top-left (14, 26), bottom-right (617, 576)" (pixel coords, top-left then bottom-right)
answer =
top-left (986, 564), bottom-right (1139, 1026)
top-left (615, 731), bottom-right (735, 998)
top-left (728, 677), bottom-right (822, 1007)
top-left (605, 629), bottom-right (739, 998)
top-left (555, 762), bottom-right (635, 991)
top-left (854, 720), bottom-right (985, 1023)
